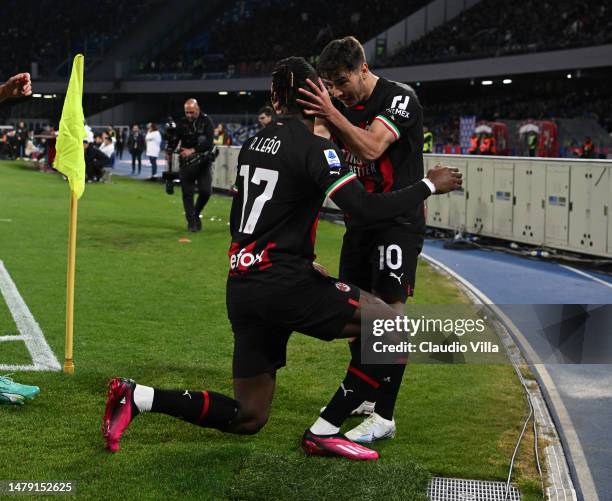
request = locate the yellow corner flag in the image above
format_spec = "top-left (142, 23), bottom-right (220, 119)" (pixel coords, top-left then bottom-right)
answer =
top-left (55, 54), bottom-right (86, 199)
top-left (55, 54), bottom-right (86, 374)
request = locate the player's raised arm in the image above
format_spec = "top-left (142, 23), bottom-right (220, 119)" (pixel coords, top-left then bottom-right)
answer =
top-left (306, 142), bottom-right (461, 224)
top-left (298, 78), bottom-right (397, 162)
top-left (329, 166), bottom-right (461, 223)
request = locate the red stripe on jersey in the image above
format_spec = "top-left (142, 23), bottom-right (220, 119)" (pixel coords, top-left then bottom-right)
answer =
top-left (310, 211), bottom-right (320, 247)
top-left (348, 365), bottom-right (380, 389)
top-left (373, 116), bottom-right (400, 140)
top-left (379, 154), bottom-right (394, 192)
top-left (354, 105), bottom-right (365, 111)
top-left (198, 391), bottom-right (210, 423)
top-left (363, 176), bottom-right (376, 193)
top-left (348, 298), bottom-right (359, 307)
top-left (327, 174), bottom-right (357, 198)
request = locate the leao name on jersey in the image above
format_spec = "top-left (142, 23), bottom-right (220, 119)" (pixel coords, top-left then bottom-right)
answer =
top-left (249, 135), bottom-right (282, 155)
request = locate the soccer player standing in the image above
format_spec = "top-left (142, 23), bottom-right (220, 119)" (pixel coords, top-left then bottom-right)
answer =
top-left (297, 36), bottom-right (432, 443)
top-left (102, 57), bottom-right (461, 460)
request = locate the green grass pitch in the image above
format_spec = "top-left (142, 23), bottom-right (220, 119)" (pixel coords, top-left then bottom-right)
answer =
top-left (0, 161), bottom-right (542, 500)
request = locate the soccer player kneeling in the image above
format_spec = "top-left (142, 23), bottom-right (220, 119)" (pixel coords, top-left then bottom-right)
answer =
top-left (102, 57), bottom-right (461, 460)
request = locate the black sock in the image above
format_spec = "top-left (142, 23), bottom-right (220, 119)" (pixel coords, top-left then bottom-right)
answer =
top-left (321, 338), bottom-right (405, 426)
top-left (320, 365), bottom-right (380, 428)
top-left (151, 389), bottom-right (239, 431)
top-left (373, 363), bottom-right (406, 420)
top-left (321, 339), bottom-right (383, 428)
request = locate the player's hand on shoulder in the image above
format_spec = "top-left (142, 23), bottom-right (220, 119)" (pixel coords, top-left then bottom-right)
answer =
top-left (426, 164), bottom-right (463, 194)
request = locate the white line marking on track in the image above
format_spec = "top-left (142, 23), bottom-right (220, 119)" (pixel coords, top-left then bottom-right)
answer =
top-left (559, 265), bottom-right (612, 290)
top-left (0, 260), bottom-right (61, 371)
top-left (421, 252), bottom-right (596, 501)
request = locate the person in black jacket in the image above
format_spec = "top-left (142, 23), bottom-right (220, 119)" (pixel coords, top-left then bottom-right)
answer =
top-left (84, 139), bottom-right (111, 182)
top-left (127, 124), bottom-right (145, 175)
top-left (172, 98), bottom-right (215, 232)
top-left (116, 128), bottom-right (126, 159)
top-left (16, 121), bottom-right (27, 158)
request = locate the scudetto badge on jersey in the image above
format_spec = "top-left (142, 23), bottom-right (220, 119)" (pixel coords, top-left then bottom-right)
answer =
top-left (335, 282), bottom-right (351, 292)
top-left (324, 149), bottom-right (341, 169)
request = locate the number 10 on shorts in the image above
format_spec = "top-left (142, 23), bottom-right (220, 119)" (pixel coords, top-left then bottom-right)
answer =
top-left (378, 244), bottom-right (402, 270)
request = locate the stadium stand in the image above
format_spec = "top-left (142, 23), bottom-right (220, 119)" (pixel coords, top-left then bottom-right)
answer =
top-left (422, 75), bottom-right (612, 146)
top-left (3, 1), bottom-right (611, 157)
top-left (1, 0), bottom-right (163, 78)
top-left (377, 0), bottom-right (612, 67)
top-left (137, 0), bottom-right (430, 77)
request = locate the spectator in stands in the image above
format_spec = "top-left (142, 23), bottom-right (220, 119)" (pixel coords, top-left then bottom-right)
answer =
top-left (257, 106), bottom-right (274, 128)
top-left (0, 130), bottom-right (12, 159)
top-left (479, 133), bottom-right (496, 155)
top-left (99, 135), bottom-right (115, 182)
top-left (527, 131), bottom-right (538, 157)
top-left (84, 138), bottom-right (111, 182)
top-left (5, 130), bottom-right (19, 159)
top-left (127, 124), bottom-right (145, 176)
top-left (116, 128), bottom-right (126, 159)
top-left (145, 122), bottom-right (162, 178)
top-left (100, 135), bottom-right (115, 162)
top-left (213, 123), bottom-right (232, 145)
top-left (15, 121), bottom-right (27, 158)
top-left (0, 73), bottom-right (31, 103)
top-left (24, 130), bottom-right (40, 159)
top-left (581, 137), bottom-right (594, 158)
top-left (467, 133), bottom-right (480, 154)
top-left (423, 126), bottom-right (433, 153)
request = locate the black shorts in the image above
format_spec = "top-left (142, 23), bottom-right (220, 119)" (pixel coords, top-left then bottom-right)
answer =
top-left (339, 225), bottom-right (423, 303)
top-left (226, 267), bottom-right (360, 378)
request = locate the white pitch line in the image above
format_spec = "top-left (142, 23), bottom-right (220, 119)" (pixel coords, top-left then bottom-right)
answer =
top-left (0, 260), bottom-right (61, 371)
top-left (421, 252), bottom-right (596, 501)
top-left (0, 364), bottom-right (39, 371)
top-left (0, 335), bottom-right (25, 342)
top-left (559, 264), bottom-right (612, 290)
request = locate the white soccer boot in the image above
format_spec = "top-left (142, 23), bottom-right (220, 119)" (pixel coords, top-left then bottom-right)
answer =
top-left (344, 412), bottom-right (396, 443)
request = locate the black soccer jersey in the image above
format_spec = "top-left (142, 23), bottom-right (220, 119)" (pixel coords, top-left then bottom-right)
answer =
top-left (228, 117), bottom-right (355, 279)
top-left (335, 77), bottom-right (425, 232)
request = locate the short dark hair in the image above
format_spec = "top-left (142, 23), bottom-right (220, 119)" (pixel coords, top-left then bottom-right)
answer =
top-left (258, 106), bottom-right (273, 117)
top-left (271, 57), bottom-right (317, 117)
top-left (318, 36), bottom-right (366, 78)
